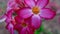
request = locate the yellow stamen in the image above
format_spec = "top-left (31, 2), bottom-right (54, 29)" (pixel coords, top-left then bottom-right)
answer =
top-left (32, 7), bottom-right (39, 14)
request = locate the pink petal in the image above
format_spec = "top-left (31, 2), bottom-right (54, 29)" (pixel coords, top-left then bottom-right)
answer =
top-left (0, 15), bottom-right (7, 23)
top-left (20, 27), bottom-right (27, 34)
top-left (14, 16), bottom-right (23, 24)
top-left (40, 8), bottom-right (56, 19)
top-left (19, 8), bottom-right (33, 18)
top-left (37, 0), bottom-right (49, 8)
top-left (31, 15), bottom-right (41, 29)
top-left (7, 23), bottom-right (14, 34)
top-left (7, 0), bottom-right (19, 11)
top-left (27, 27), bottom-right (35, 34)
top-left (6, 9), bottom-right (13, 17)
top-left (14, 24), bottom-right (23, 31)
top-left (14, 17), bottom-right (23, 30)
top-left (5, 9), bottom-right (13, 23)
top-left (24, 0), bottom-right (35, 8)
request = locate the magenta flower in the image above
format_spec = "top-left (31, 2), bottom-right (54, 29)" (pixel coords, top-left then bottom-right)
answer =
top-left (17, 0), bottom-right (56, 29)
top-left (5, 0), bottom-right (30, 34)
top-left (0, 0), bottom-right (56, 34)
top-left (6, 16), bottom-right (35, 34)
top-left (5, 0), bottom-right (27, 26)
top-left (14, 16), bottom-right (35, 34)
top-left (5, 0), bottom-right (36, 34)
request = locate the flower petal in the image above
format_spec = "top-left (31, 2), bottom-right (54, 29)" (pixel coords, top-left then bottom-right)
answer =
top-left (14, 23), bottom-right (23, 31)
top-left (24, 0), bottom-right (35, 8)
top-left (20, 27), bottom-right (27, 34)
top-left (40, 8), bottom-right (56, 19)
top-left (19, 8), bottom-right (33, 18)
top-left (37, 0), bottom-right (49, 8)
top-left (27, 27), bottom-right (35, 34)
top-left (7, 0), bottom-right (19, 11)
top-left (14, 16), bottom-right (23, 24)
top-left (6, 23), bottom-right (14, 34)
top-left (0, 15), bottom-right (7, 23)
top-left (31, 15), bottom-right (41, 29)
top-left (5, 9), bottom-right (13, 23)
top-left (0, 17), bottom-right (6, 23)
top-left (14, 16), bottom-right (23, 31)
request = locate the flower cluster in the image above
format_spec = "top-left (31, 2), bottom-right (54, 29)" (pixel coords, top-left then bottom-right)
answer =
top-left (0, 0), bottom-right (56, 34)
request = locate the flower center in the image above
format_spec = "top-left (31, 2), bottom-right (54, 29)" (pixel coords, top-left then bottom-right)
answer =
top-left (32, 7), bottom-right (39, 14)
top-left (21, 21), bottom-right (27, 27)
top-left (21, 23), bottom-right (26, 27)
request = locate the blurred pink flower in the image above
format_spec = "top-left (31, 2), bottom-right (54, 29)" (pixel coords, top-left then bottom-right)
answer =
top-left (17, 0), bottom-right (56, 29)
top-left (6, 16), bottom-right (35, 34)
top-left (14, 16), bottom-right (35, 34)
top-left (0, 0), bottom-right (56, 34)
top-left (5, 0), bottom-right (26, 24)
top-left (5, 0), bottom-right (36, 34)
top-left (4, 0), bottom-right (28, 34)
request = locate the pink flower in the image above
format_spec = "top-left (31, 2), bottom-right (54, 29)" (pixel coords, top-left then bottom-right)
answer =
top-left (6, 16), bottom-right (35, 34)
top-left (0, 0), bottom-right (56, 34)
top-left (5, 0), bottom-right (27, 25)
top-left (17, 0), bottom-right (56, 29)
top-left (14, 16), bottom-right (35, 34)
top-left (5, 0), bottom-right (29, 34)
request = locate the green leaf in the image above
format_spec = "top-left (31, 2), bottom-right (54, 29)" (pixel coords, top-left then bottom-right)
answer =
top-left (35, 30), bottom-right (40, 34)
top-left (35, 24), bottom-right (44, 34)
top-left (37, 24), bottom-right (44, 32)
